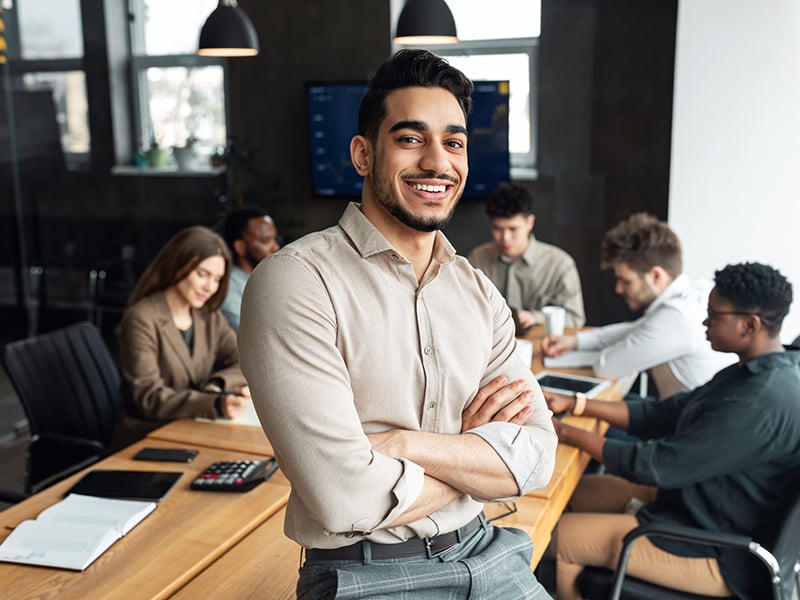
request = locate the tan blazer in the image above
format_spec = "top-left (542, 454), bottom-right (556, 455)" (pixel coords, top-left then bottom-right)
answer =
top-left (112, 291), bottom-right (246, 447)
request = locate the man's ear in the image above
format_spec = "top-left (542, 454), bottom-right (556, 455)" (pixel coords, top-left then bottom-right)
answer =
top-left (649, 265), bottom-right (671, 290)
top-left (744, 314), bottom-right (762, 335)
top-left (350, 135), bottom-right (371, 176)
top-left (526, 214), bottom-right (535, 233)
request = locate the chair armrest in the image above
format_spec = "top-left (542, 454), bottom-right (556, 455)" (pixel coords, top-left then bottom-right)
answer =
top-left (611, 523), bottom-right (779, 600)
top-left (27, 433), bottom-right (110, 493)
top-left (30, 432), bottom-right (109, 456)
top-left (622, 523), bottom-right (754, 551)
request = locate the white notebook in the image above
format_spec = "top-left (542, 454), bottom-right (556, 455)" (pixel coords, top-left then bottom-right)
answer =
top-left (543, 350), bottom-right (601, 369)
top-left (0, 493), bottom-right (156, 571)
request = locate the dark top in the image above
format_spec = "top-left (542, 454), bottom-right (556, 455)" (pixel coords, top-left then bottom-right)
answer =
top-left (603, 348), bottom-right (800, 598)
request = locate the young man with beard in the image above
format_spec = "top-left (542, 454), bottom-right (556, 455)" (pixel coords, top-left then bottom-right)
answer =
top-left (543, 212), bottom-right (732, 399)
top-left (545, 262), bottom-right (800, 599)
top-left (239, 50), bottom-right (556, 599)
top-left (221, 207), bottom-right (280, 331)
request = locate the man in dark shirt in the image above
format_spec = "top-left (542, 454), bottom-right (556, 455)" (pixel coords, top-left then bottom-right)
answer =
top-left (545, 262), bottom-right (800, 599)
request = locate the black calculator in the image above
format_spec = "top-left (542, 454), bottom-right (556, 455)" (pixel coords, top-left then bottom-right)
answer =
top-left (190, 458), bottom-right (278, 492)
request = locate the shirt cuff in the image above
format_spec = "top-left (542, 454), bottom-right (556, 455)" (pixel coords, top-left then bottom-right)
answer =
top-left (392, 458), bottom-right (425, 517)
top-left (467, 422), bottom-right (544, 499)
top-left (575, 329), bottom-right (599, 350)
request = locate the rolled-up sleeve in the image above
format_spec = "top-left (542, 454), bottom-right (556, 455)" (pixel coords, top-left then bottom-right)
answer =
top-left (468, 421), bottom-right (549, 497)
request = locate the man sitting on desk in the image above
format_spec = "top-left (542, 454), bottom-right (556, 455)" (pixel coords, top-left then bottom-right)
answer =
top-left (468, 182), bottom-right (585, 334)
top-left (240, 49), bottom-right (556, 598)
top-left (221, 206), bottom-right (280, 331)
top-left (543, 212), bottom-right (732, 399)
top-left (544, 261), bottom-right (800, 599)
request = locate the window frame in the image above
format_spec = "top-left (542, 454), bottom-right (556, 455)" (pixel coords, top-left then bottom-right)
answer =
top-left (422, 37), bottom-right (538, 176)
top-left (1, 1), bottom-right (92, 170)
top-left (127, 0), bottom-right (230, 163)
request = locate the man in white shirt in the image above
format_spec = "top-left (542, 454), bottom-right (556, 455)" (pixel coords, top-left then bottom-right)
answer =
top-left (543, 213), bottom-right (732, 399)
top-left (220, 207), bottom-right (280, 331)
top-left (468, 182), bottom-right (585, 334)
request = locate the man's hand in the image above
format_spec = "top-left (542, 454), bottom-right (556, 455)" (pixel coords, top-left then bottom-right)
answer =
top-left (543, 391), bottom-right (574, 415)
top-left (515, 309), bottom-right (538, 330)
top-left (541, 334), bottom-right (578, 357)
top-left (461, 375), bottom-right (534, 433)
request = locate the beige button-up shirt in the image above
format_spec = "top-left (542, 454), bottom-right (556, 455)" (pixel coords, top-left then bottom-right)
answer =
top-left (468, 236), bottom-right (586, 327)
top-left (240, 203), bottom-right (556, 549)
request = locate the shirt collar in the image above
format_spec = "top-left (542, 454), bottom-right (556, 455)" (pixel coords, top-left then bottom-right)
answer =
top-left (499, 234), bottom-right (536, 265)
top-left (743, 347), bottom-right (800, 374)
top-left (339, 202), bottom-right (456, 265)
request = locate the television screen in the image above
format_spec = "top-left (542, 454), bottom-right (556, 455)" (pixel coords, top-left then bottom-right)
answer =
top-left (306, 81), bottom-right (510, 199)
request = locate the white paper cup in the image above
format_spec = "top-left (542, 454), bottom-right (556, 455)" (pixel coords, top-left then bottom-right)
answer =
top-left (542, 305), bottom-right (566, 337)
top-left (514, 339), bottom-right (534, 368)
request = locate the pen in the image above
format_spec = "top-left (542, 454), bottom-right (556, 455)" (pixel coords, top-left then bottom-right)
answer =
top-left (193, 388), bottom-right (246, 397)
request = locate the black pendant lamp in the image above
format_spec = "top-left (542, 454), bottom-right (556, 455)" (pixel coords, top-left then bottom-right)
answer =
top-left (394, 0), bottom-right (458, 45)
top-left (198, 0), bottom-right (259, 57)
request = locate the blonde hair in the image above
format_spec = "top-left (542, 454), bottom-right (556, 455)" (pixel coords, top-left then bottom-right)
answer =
top-left (128, 226), bottom-right (232, 312)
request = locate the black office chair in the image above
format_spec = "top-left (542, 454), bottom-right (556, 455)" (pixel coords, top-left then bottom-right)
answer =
top-left (2, 321), bottom-right (123, 494)
top-left (577, 491), bottom-right (800, 600)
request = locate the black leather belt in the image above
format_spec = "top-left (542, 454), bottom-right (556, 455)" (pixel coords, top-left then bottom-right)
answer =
top-left (306, 515), bottom-right (484, 561)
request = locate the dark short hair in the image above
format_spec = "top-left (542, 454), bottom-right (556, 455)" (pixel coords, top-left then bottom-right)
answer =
top-left (358, 49), bottom-right (474, 144)
top-left (601, 212), bottom-right (682, 278)
top-left (485, 182), bottom-right (533, 218)
top-left (223, 206), bottom-right (268, 253)
top-left (714, 262), bottom-right (792, 336)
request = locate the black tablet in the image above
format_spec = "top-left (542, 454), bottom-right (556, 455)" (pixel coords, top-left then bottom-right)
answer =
top-left (536, 371), bottom-right (611, 399)
top-left (65, 470), bottom-right (183, 502)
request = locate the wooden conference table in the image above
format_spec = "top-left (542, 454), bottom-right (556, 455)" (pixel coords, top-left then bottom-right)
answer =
top-left (0, 326), bottom-right (632, 599)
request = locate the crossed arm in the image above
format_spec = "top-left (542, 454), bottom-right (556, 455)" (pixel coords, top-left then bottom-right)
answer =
top-left (370, 375), bottom-right (538, 527)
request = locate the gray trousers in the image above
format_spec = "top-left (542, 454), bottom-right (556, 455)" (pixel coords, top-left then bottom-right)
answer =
top-left (296, 519), bottom-right (551, 599)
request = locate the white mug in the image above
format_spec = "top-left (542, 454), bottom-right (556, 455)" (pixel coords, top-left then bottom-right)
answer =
top-left (514, 339), bottom-right (534, 368)
top-left (542, 305), bottom-right (566, 337)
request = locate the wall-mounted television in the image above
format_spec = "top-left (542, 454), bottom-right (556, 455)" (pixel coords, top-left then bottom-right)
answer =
top-left (306, 81), bottom-right (510, 199)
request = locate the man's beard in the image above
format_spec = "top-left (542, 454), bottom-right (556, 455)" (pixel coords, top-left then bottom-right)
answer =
top-left (242, 250), bottom-right (261, 271)
top-left (370, 159), bottom-right (460, 233)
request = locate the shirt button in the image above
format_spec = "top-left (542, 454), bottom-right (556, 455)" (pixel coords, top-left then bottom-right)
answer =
top-left (427, 402), bottom-right (436, 410)
top-left (391, 254), bottom-right (400, 260)
top-left (424, 347), bottom-right (432, 355)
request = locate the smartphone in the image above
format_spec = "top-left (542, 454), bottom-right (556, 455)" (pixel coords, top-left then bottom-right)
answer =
top-left (133, 447), bottom-right (199, 463)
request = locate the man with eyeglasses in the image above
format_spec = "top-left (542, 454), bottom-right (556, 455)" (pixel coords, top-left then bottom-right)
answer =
top-left (545, 261), bottom-right (800, 599)
top-left (543, 212), bottom-right (733, 399)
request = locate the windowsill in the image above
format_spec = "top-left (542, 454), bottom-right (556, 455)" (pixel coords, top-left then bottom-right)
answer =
top-left (510, 166), bottom-right (538, 181)
top-left (111, 165), bottom-right (226, 177)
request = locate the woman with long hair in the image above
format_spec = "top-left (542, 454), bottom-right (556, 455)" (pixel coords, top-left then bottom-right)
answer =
top-left (112, 225), bottom-right (249, 447)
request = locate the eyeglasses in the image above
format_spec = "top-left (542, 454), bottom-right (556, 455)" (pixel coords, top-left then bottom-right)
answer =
top-left (706, 307), bottom-right (769, 321)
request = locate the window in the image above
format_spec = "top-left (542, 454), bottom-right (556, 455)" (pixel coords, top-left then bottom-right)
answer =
top-left (391, 0), bottom-right (540, 176)
top-left (128, 0), bottom-right (227, 167)
top-left (1, 0), bottom-right (90, 167)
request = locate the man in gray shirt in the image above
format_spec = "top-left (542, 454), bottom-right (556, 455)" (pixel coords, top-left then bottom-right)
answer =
top-left (240, 50), bottom-right (555, 599)
top-left (469, 183), bottom-right (585, 333)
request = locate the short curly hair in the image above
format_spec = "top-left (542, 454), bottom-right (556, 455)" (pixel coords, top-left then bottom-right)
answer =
top-left (485, 183), bottom-right (533, 218)
top-left (601, 212), bottom-right (681, 278)
top-left (714, 262), bottom-right (793, 336)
